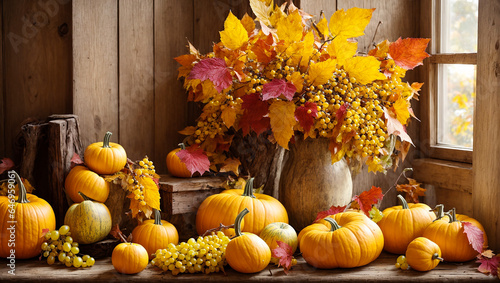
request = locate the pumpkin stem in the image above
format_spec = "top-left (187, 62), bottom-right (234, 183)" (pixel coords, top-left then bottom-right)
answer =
top-left (153, 209), bottom-right (162, 225)
top-left (397, 194), bottom-right (409, 209)
top-left (12, 171), bottom-right (29, 204)
top-left (178, 143), bottom-right (186, 150)
top-left (242, 178), bottom-right (256, 198)
top-left (432, 204), bottom-right (446, 221)
top-left (234, 208), bottom-right (249, 238)
top-left (324, 217), bottom-right (342, 232)
top-left (432, 253), bottom-right (444, 262)
top-left (102, 131), bottom-right (112, 148)
top-left (78, 191), bottom-right (94, 202)
top-left (445, 208), bottom-right (458, 223)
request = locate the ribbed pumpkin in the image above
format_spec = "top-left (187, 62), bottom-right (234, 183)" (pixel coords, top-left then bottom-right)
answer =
top-left (422, 208), bottom-right (487, 262)
top-left (65, 165), bottom-right (110, 203)
top-left (377, 195), bottom-right (436, 254)
top-left (406, 237), bottom-right (443, 271)
top-left (259, 222), bottom-right (298, 255)
top-left (196, 178), bottom-right (288, 235)
top-left (225, 208), bottom-right (271, 273)
top-left (132, 209), bottom-right (179, 259)
top-left (64, 192), bottom-right (112, 244)
top-left (84, 131), bottom-right (127, 175)
top-left (433, 204), bottom-right (488, 243)
top-left (299, 211), bottom-right (384, 269)
top-left (0, 171), bottom-right (56, 259)
top-left (166, 143), bottom-right (192, 178)
top-left (112, 242), bottom-right (149, 274)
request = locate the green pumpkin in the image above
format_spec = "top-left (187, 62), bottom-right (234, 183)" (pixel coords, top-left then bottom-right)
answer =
top-left (64, 192), bottom-right (112, 244)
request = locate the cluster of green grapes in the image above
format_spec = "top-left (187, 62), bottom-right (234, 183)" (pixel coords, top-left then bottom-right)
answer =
top-left (270, 256), bottom-right (298, 267)
top-left (395, 255), bottom-right (410, 270)
top-left (41, 225), bottom-right (95, 268)
top-left (127, 156), bottom-right (156, 206)
top-left (150, 232), bottom-right (230, 275)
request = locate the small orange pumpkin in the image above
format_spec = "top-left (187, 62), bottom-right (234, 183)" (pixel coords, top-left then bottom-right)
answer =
top-left (0, 171), bottom-right (56, 259)
top-left (84, 131), bottom-right (127, 175)
top-left (166, 143), bottom-right (192, 178)
top-left (406, 237), bottom-right (443, 271)
top-left (112, 242), bottom-right (149, 274)
top-left (377, 195), bottom-right (436, 254)
top-left (65, 165), bottom-right (110, 203)
top-left (225, 208), bottom-right (271, 273)
top-left (132, 209), bottom-right (179, 259)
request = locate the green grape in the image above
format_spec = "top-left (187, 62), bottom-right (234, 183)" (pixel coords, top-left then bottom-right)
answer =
top-left (41, 242), bottom-right (49, 251)
top-left (65, 236), bottom-right (73, 244)
top-left (86, 257), bottom-right (95, 266)
top-left (59, 225), bottom-right (70, 235)
top-left (47, 256), bottom-right (56, 265)
top-left (50, 230), bottom-right (60, 241)
top-left (72, 242), bottom-right (78, 247)
top-left (65, 261), bottom-right (72, 267)
top-left (44, 231), bottom-right (52, 240)
top-left (43, 251), bottom-right (50, 257)
top-left (71, 247), bottom-right (80, 255)
top-left (396, 255), bottom-right (406, 265)
top-left (401, 263), bottom-right (409, 270)
top-left (58, 252), bottom-right (67, 262)
top-left (395, 262), bottom-right (401, 269)
top-left (82, 255), bottom-right (90, 261)
top-left (82, 263), bottom-right (88, 268)
top-left (73, 257), bottom-right (83, 268)
top-left (63, 242), bottom-right (72, 252)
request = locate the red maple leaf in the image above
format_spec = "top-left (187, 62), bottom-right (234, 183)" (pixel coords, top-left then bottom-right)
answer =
top-left (462, 221), bottom-right (485, 254)
top-left (271, 241), bottom-right (294, 275)
top-left (314, 205), bottom-right (347, 222)
top-left (239, 92), bottom-right (270, 135)
top-left (176, 144), bottom-right (210, 176)
top-left (476, 251), bottom-right (500, 277)
top-left (388, 37), bottom-right (430, 70)
top-left (188, 57), bottom-right (232, 92)
top-left (0, 157), bottom-right (14, 175)
top-left (262, 79), bottom-right (297, 101)
top-left (295, 102), bottom-right (318, 133)
top-left (352, 186), bottom-right (384, 216)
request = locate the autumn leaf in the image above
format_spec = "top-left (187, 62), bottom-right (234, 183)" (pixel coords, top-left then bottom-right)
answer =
top-left (388, 38), bottom-right (431, 70)
top-left (384, 107), bottom-right (413, 145)
top-left (239, 92), bottom-right (270, 135)
top-left (269, 100), bottom-right (297, 149)
top-left (251, 33), bottom-right (276, 64)
top-left (463, 222), bottom-right (485, 254)
top-left (139, 175), bottom-right (161, 211)
top-left (344, 56), bottom-right (387, 85)
top-left (271, 241), bottom-right (294, 275)
top-left (369, 207), bottom-right (384, 223)
top-left (188, 58), bottom-right (232, 92)
top-left (0, 158), bottom-right (14, 175)
top-left (262, 79), bottom-right (296, 101)
top-left (176, 144), bottom-right (210, 176)
top-left (295, 102), bottom-right (318, 133)
top-left (241, 13), bottom-right (256, 35)
top-left (109, 224), bottom-right (129, 243)
top-left (179, 126), bottom-right (196, 136)
top-left (315, 14), bottom-right (329, 40)
top-left (250, 0), bottom-right (273, 27)
top-left (329, 7), bottom-right (375, 38)
top-left (477, 251), bottom-right (500, 276)
top-left (396, 177), bottom-right (426, 203)
top-left (219, 158), bottom-right (241, 175)
top-left (277, 9), bottom-right (303, 43)
top-left (352, 186), bottom-right (384, 216)
top-left (392, 97), bottom-right (411, 125)
top-left (220, 11), bottom-right (248, 50)
top-left (368, 39), bottom-right (391, 59)
top-left (289, 71), bottom-right (304, 92)
top-left (326, 36), bottom-right (358, 66)
top-left (314, 205), bottom-right (347, 222)
top-left (221, 106), bottom-right (238, 128)
top-left (308, 59), bottom-right (337, 86)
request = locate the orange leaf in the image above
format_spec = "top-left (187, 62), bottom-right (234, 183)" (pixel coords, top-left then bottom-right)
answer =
top-left (388, 37), bottom-right (431, 70)
top-left (269, 100), bottom-right (297, 149)
top-left (396, 177), bottom-right (426, 203)
top-left (352, 186), bottom-right (383, 216)
top-left (219, 158), bottom-right (241, 175)
top-left (241, 13), bottom-right (256, 35)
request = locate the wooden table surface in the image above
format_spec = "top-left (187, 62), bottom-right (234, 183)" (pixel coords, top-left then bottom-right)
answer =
top-left (0, 252), bottom-right (496, 282)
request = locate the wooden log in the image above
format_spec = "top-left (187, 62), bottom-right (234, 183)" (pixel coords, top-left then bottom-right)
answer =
top-left (20, 122), bottom-right (46, 184)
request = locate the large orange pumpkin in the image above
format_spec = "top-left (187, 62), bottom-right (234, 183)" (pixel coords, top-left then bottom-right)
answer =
top-left (433, 204), bottom-right (488, 241)
top-left (0, 171), bottom-right (56, 259)
top-left (299, 211), bottom-right (384, 269)
top-left (196, 178), bottom-right (288, 235)
top-left (166, 143), bottom-right (192, 178)
top-left (84, 131), bottom-right (127, 175)
top-left (377, 195), bottom-right (436, 254)
top-left (132, 209), bottom-right (179, 259)
top-left (423, 208), bottom-right (487, 262)
top-left (65, 165), bottom-right (110, 203)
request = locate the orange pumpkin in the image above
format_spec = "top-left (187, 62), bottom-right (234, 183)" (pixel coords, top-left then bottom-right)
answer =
top-left (112, 242), bottom-right (149, 274)
top-left (132, 209), bottom-right (179, 259)
top-left (377, 195), bottom-right (436, 254)
top-left (406, 237), bottom-right (443, 271)
top-left (65, 165), bottom-right (110, 203)
top-left (166, 143), bottom-right (192, 178)
top-left (299, 211), bottom-right (384, 268)
top-left (84, 131), bottom-right (127, 175)
top-left (196, 178), bottom-right (288, 235)
top-left (433, 204), bottom-right (488, 242)
top-left (0, 171), bottom-right (56, 259)
top-left (225, 208), bottom-right (271, 273)
top-left (423, 208), bottom-right (487, 262)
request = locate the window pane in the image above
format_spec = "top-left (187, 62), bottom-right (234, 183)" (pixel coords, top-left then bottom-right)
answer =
top-left (440, 0), bottom-right (478, 53)
top-left (437, 64), bottom-right (475, 148)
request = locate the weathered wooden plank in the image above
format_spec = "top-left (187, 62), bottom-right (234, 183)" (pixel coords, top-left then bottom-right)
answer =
top-left (73, 0), bottom-right (119, 149)
top-left (300, 0), bottom-right (337, 19)
top-left (412, 158), bottom-right (473, 194)
top-left (154, 0), bottom-right (194, 174)
top-left (47, 119), bottom-right (68, 224)
top-left (430, 53), bottom-right (477, 64)
top-left (473, 0), bottom-right (500, 251)
top-left (19, 123), bottom-right (46, 184)
top-left (435, 187), bottom-right (473, 217)
top-left (118, 0), bottom-right (155, 162)
top-left (3, 0), bottom-right (72, 160)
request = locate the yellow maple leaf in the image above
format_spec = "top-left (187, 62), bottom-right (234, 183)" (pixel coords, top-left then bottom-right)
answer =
top-left (392, 97), bottom-right (411, 125)
top-left (220, 11), bottom-right (248, 50)
top-left (316, 14), bottom-right (329, 40)
top-left (250, 0), bottom-right (273, 27)
top-left (221, 106), bottom-right (238, 128)
top-left (220, 158), bottom-right (241, 175)
top-left (326, 36), bottom-right (358, 66)
top-left (344, 56), bottom-right (386, 85)
top-left (286, 31), bottom-right (314, 68)
top-left (270, 4), bottom-right (286, 27)
top-left (269, 100), bottom-right (297, 149)
top-left (329, 7), bottom-right (375, 38)
top-left (277, 9), bottom-right (303, 44)
top-left (290, 71), bottom-right (304, 92)
top-left (368, 39), bottom-right (391, 58)
top-left (140, 176), bottom-right (161, 211)
top-left (308, 58), bottom-right (337, 86)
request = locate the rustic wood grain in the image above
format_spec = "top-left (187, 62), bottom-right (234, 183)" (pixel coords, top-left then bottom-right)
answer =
top-left (413, 158), bottom-right (472, 193)
top-left (3, 0), bottom-right (72, 161)
top-left (47, 119), bottom-right (68, 224)
top-left (473, 0), bottom-right (500, 251)
top-left (300, 0), bottom-right (337, 19)
top-left (0, 252), bottom-right (494, 282)
top-left (435, 187), bottom-right (473, 217)
top-left (19, 122), bottom-right (45, 184)
top-left (118, 0), bottom-right (155, 162)
top-left (154, 0), bottom-right (194, 174)
top-left (73, 0), bottom-right (119, 149)
top-left (430, 53), bottom-right (477, 64)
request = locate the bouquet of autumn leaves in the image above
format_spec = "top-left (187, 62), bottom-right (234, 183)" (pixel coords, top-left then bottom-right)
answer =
top-left (175, 0), bottom-right (430, 176)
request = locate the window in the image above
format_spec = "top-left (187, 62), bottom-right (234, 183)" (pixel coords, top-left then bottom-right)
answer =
top-left (421, 0), bottom-right (478, 163)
